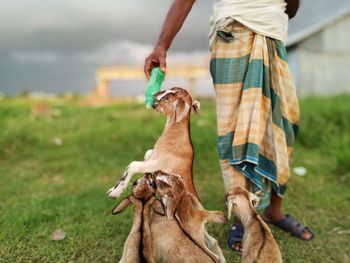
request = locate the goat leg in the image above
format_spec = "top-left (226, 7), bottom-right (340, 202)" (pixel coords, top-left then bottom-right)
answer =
top-left (107, 160), bottom-right (157, 199)
top-left (205, 210), bottom-right (227, 224)
top-left (175, 217), bottom-right (220, 263)
top-left (205, 232), bottom-right (226, 263)
top-left (144, 149), bottom-right (153, 160)
top-left (142, 196), bottom-right (156, 263)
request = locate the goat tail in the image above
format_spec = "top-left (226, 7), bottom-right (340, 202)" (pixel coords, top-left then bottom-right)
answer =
top-left (206, 210), bottom-right (227, 224)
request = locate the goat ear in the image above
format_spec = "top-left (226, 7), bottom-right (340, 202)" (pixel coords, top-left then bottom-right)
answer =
top-left (152, 199), bottom-right (165, 216)
top-left (112, 196), bottom-right (132, 215)
top-left (248, 192), bottom-right (260, 208)
top-left (226, 195), bottom-right (236, 220)
top-left (173, 99), bottom-right (190, 123)
top-left (192, 100), bottom-right (200, 113)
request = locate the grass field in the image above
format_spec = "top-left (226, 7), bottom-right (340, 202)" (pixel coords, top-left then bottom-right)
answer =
top-left (0, 95), bottom-right (349, 263)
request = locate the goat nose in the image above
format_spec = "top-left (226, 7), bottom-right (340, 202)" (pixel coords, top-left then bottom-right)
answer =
top-left (150, 180), bottom-right (157, 189)
top-left (152, 101), bottom-right (158, 109)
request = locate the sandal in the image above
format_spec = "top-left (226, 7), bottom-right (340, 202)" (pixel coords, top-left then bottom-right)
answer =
top-left (266, 214), bottom-right (315, 241)
top-left (227, 223), bottom-right (244, 253)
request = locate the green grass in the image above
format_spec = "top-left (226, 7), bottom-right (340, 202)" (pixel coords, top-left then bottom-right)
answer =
top-left (0, 95), bottom-right (349, 263)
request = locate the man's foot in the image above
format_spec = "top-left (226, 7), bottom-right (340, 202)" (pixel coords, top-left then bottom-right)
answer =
top-left (227, 220), bottom-right (244, 253)
top-left (263, 208), bottom-right (314, 241)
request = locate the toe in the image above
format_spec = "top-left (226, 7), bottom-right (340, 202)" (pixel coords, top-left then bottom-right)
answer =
top-left (233, 242), bottom-right (242, 252)
top-left (301, 229), bottom-right (313, 240)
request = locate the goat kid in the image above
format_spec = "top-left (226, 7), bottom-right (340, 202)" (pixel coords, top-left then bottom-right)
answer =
top-left (152, 170), bottom-right (227, 263)
top-left (150, 206), bottom-right (216, 263)
top-left (149, 187), bottom-right (215, 263)
top-left (107, 87), bottom-right (200, 200)
top-left (113, 173), bottom-right (216, 263)
top-left (112, 174), bottom-right (157, 263)
top-left (226, 187), bottom-right (282, 263)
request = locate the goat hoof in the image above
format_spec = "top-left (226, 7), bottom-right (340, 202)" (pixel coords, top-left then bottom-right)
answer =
top-left (106, 186), bottom-right (124, 199)
top-left (106, 187), bottom-right (118, 199)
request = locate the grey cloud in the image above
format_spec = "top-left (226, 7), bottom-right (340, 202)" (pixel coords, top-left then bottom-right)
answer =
top-left (0, 0), bottom-right (213, 54)
top-left (77, 41), bottom-right (153, 65)
top-left (10, 40), bottom-right (210, 66)
top-left (11, 50), bottom-right (62, 64)
top-left (0, 0), bottom-right (215, 94)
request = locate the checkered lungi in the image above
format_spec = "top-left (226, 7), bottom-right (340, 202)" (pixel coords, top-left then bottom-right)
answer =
top-left (210, 22), bottom-right (299, 206)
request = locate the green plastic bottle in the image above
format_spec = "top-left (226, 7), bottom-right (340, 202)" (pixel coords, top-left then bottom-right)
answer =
top-left (145, 67), bottom-right (165, 108)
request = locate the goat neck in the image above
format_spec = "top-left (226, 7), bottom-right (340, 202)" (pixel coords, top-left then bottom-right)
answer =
top-left (231, 197), bottom-right (255, 226)
top-left (163, 114), bottom-right (191, 139)
top-left (166, 110), bottom-right (190, 127)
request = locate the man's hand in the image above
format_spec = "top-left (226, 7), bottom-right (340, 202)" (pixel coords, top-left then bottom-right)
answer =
top-left (143, 0), bottom-right (196, 80)
top-left (285, 0), bottom-right (300, 19)
top-left (144, 46), bottom-right (167, 80)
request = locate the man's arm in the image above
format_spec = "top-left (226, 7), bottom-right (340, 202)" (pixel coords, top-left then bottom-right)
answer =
top-left (285, 0), bottom-right (300, 19)
top-left (144, 0), bottom-right (196, 79)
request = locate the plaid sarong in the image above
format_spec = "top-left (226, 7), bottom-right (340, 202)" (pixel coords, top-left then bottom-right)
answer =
top-left (210, 22), bottom-right (299, 205)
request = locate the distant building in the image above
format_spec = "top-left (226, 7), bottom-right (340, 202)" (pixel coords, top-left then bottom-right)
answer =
top-left (287, 0), bottom-right (350, 96)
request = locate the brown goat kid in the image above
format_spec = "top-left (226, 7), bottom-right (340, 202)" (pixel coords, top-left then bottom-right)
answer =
top-left (113, 173), bottom-right (222, 263)
top-left (112, 174), bottom-right (157, 263)
top-left (107, 87), bottom-right (200, 199)
top-left (152, 170), bottom-right (227, 263)
top-left (150, 209), bottom-right (216, 263)
top-left (226, 187), bottom-right (282, 263)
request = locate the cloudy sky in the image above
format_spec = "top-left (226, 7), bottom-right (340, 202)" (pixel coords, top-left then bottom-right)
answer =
top-left (0, 0), bottom-right (346, 95)
top-left (0, 0), bottom-right (216, 95)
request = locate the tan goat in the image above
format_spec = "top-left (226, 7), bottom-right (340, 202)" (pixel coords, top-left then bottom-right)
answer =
top-left (226, 187), bottom-right (282, 263)
top-left (113, 173), bottom-right (220, 263)
top-left (152, 170), bottom-right (227, 263)
top-left (107, 87), bottom-right (225, 261)
top-left (112, 174), bottom-right (157, 263)
top-left (107, 87), bottom-right (200, 199)
top-left (150, 207), bottom-right (217, 263)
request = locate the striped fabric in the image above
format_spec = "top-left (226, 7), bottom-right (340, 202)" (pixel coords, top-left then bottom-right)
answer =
top-left (210, 22), bottom-right (299, 207)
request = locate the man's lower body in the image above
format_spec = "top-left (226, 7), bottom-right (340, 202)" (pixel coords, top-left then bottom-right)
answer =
top-left (210, 21), bottom-right (314, 252)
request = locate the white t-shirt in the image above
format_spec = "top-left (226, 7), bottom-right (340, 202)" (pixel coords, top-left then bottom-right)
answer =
top-left (209, 0), bottom-right (289, 47)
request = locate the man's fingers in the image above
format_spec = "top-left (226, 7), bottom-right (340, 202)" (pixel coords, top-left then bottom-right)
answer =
top-left (159, 60), bottom-right (166, 73)
top-left (158, 54), bottom-right (167, 73)
top-left (144, 50), bottom-right (167, 79)
top-left (144, 57), bottom-right (153, 80)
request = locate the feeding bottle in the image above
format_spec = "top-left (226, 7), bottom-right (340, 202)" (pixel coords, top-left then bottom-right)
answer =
top-left (145, 67), bottom-right (165, 108)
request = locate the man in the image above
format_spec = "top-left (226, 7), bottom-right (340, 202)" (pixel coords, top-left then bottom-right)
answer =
top-left (144, 0), bottom-right (314, 252)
